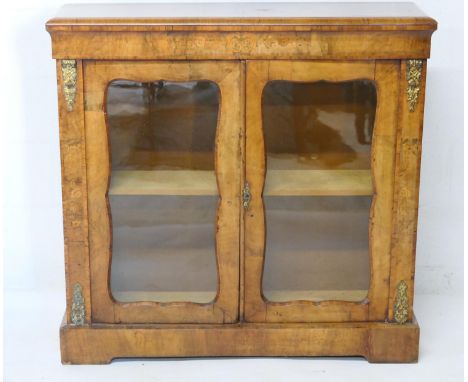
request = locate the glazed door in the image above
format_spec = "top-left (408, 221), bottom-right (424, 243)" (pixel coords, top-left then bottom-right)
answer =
top-left (244, 61), bottom-right (399, 322)
top-left (84, 61), bottom-right (241, 323)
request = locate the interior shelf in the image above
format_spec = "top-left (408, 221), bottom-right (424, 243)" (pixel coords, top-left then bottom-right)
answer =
top-left (112, 291), bottom-right (217, 303)
top-left (264, 169), bottom-right (373, 196)
top-left (109, 170), bottom-right (218, 196)
top-left (109, 169), bottom-right (373, 196)
top-left (112, 290), bottom-right (367, 303)
top-left (264, 289), bottom-right (368, 302)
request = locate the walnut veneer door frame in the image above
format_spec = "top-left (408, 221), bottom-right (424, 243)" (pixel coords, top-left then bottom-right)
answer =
top-left (84, 61), bottom-right (242, 324)
top-left (244, 60), bottom-right (400, 323)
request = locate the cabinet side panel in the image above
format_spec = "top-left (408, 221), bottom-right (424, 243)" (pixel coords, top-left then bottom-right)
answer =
top-left (56, 59), bottom-right (92, 324)
top-left (388, 60), bottom-right (427, 322)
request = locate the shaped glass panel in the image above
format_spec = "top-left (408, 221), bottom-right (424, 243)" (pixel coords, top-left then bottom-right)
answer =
top-left (261, 80), bottom-right (377, 302)
top-left (106, 80), bottom-right (220, 303)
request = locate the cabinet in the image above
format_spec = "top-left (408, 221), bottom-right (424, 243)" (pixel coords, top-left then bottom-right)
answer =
top-left (46, 2), bottom-right (437, 364)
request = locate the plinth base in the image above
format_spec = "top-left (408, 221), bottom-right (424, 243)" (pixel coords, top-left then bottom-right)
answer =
top-left (60, 315), bottom-right (419, 364)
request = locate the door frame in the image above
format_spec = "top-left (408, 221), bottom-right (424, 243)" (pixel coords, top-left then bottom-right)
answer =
top-left (84, 60), bottom-right (242, 324)
top-left (244, 60), bottom-right (400, 323)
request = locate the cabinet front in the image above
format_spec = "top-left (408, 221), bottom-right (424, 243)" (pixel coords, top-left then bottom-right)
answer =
top-left (244, 61), bottom-right (399, 322)
top-left (84, 61), bottom-right (241, 323)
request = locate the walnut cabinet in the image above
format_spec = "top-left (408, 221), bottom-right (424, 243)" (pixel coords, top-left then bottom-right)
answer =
top-left (46, 2), bottom-right (437, 364)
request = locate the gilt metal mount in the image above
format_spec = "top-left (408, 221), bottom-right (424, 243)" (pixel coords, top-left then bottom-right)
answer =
top-left (406, 59), bottom-right (423, 112)
top-left (394, 280), bottom-right (409, 324)
top-left (71, 282), bottom-right (85, 326)
top-left (61, 59), bottom-right (77, 112)
top-left (242, 182), bottom-right (251, 209)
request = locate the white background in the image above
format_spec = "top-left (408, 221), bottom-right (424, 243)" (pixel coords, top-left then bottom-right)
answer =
top-left (2, 0), bottom-right (463, 381)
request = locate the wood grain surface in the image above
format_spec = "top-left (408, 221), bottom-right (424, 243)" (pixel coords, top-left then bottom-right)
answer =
top-left (244, 60), bottom-right (399, 323)
top-left (84, 61), bottom-right (242, 324)
top-left (50, 3), bottom-right (434, 363)
top-left (60, 317), bottom-right (420, 364)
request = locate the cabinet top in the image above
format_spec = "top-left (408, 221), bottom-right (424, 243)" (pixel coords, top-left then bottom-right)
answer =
top-left (46, 2), bottom-right (437, 32)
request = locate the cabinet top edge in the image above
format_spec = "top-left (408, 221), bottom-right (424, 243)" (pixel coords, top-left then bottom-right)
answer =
top-left (46, 2), bottom-right (437, 32)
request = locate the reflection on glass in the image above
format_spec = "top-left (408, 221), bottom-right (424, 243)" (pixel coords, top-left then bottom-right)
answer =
top-left (107, 80), bottom-right (220, 303)
top-left (261, 81), bottom-right (377, 302)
